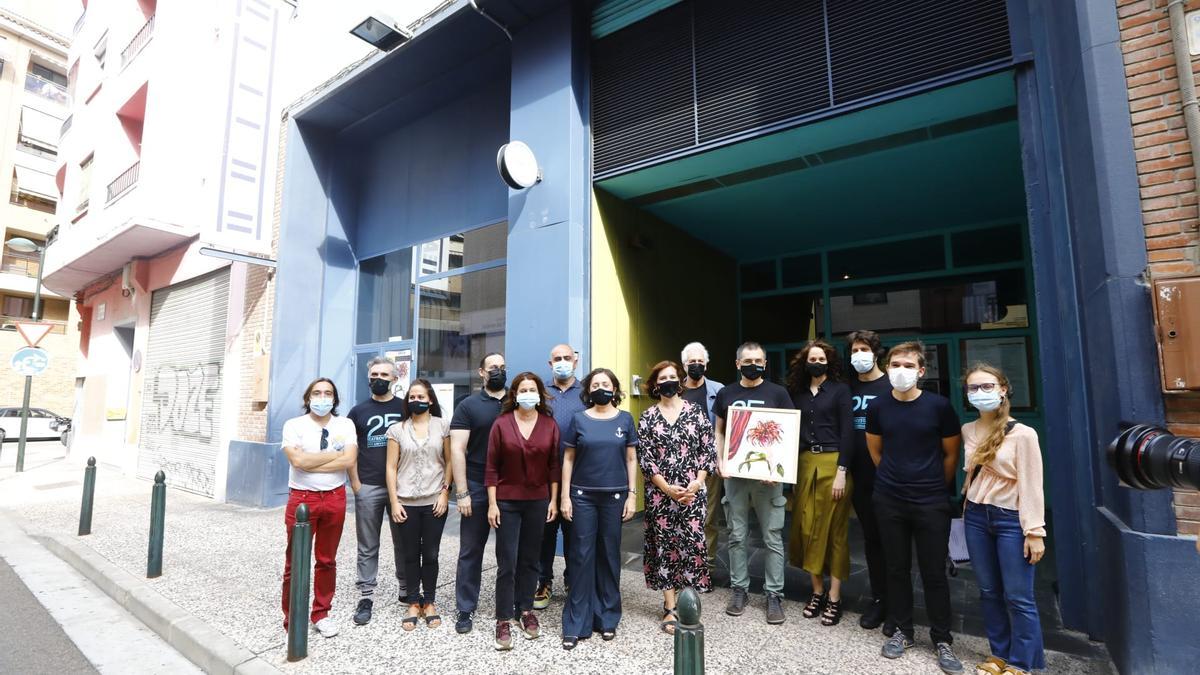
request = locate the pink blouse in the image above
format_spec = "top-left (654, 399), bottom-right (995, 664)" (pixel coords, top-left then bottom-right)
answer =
top-left (962, 420), bottom-right (1047, 537)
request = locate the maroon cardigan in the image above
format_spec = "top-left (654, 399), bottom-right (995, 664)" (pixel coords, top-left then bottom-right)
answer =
top-left (485, 412), bottom-right (561, 500)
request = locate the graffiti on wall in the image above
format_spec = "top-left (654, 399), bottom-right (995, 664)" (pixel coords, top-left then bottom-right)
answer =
top-left (149, 363), bottom-right (223, 440)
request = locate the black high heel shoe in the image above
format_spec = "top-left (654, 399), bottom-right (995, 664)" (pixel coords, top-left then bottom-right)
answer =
top-left (802, 592), bottom-right (827, 619)
top-left (820, 598), bottom-right (843, 626)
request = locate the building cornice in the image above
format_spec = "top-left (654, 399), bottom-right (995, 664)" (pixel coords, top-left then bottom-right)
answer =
top-left (0, 8), bottom-right (69, 59)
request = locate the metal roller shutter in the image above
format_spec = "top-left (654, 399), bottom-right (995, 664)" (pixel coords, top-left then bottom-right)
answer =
top-left (138, 268), bottom-right (230, 496)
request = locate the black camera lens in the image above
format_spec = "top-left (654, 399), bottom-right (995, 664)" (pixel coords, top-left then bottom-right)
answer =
top-left (1107, 424), bottom-right (1200, 491)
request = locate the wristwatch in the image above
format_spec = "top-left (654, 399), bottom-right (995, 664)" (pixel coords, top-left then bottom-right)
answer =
top-left (836, 466), bottom-right (848, 473)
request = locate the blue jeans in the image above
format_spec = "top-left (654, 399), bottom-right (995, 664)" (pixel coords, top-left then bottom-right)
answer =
top-left (561, 489), bottom-right (624, 637)
top-left (964, 502), bottom-right (1046, 671)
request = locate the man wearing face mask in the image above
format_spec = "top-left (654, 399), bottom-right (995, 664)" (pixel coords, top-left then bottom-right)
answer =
top-left (345, 358), bottom-right (409, 625)
top-left (865, 341), bottom-right (964, 674)
top-left (680, 342), bottom-right (725, 574)
top-left (534, 344), bottom-right (586, 610)
top-left (451, 353), bottom-right (508, 634)
top-left (713, 342), bottom-right (795, 625)
top-left (846, 330), bottom-right (894, 633)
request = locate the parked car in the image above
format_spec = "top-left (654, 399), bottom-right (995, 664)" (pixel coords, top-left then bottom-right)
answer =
top-left (0, 407), bottom-right (72, 445)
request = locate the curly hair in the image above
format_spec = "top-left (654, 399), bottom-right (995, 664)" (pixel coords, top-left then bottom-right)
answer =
top-left (579, 367), bottom-right (624, 407)
top-left (786, 340), bottom-right (842, 394)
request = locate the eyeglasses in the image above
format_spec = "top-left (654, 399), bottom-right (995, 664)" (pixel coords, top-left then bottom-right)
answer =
top-left (964, 383), bottom-right (998, 393)
top-left (320, 428), bottom-right (329, 450)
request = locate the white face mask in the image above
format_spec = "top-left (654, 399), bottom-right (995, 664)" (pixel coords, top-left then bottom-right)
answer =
top-left (516, 392), bottom-right (540, 410)
top-left (968, 390), bottom-right (1003, 412)
top-left (850, 351), bottom-right (876, 374)
top-left (887, 367), bottom-right (919, 392)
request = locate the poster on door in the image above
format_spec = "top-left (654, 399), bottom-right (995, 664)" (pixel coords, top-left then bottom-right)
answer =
top-left (384, 349), bottom-right (412, 398)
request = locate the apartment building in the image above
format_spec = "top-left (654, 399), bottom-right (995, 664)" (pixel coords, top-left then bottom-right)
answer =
top-left (0, 8), bottom-right (76, 420)
top-left (39, 0), bottom-right (292, 498)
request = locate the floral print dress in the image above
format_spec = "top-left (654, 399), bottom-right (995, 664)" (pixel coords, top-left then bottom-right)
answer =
top-left (637, 401), bottom-right (716, 591)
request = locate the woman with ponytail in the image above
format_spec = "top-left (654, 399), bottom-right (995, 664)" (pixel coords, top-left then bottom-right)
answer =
top-left (961, 364), bottom-right (1046, 675)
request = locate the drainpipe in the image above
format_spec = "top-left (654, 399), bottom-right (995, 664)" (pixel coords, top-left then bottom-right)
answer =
top-left (469, 0), bottom-right (512, 40)
top-left (1168, 0), bottom-right (1200, 257)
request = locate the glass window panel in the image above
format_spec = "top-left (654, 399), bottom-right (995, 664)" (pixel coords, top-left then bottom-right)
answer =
top-left (830, 269), bottom-right (1028, 335)
top-left (827, 235), bottom-right (944, 281)
top-left (357, 248), bottom-right (414, 344)
top-left (740, 292), bottom-right (823, 345)
top-left (417, 266), bottom-right (506, 405)
top-left (740, 260), bottom-right (776, 293)
top-left (780, 253), bottom-right (821, 288)
top-left (417, 221), bottom-right (507, 278)
top-left (951, 225), bottom-right (1023, 267)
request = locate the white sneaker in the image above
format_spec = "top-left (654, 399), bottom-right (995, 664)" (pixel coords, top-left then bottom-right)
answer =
top-left (313, 617), bottom-right (339, 638)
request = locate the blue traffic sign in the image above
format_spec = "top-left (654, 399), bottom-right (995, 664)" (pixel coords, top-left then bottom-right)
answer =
top-left (10, 346), bottom-right (49, 376)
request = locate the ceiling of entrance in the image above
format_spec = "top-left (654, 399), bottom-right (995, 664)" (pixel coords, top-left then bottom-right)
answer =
top-left (594, 71), bottom-right (1025, 259)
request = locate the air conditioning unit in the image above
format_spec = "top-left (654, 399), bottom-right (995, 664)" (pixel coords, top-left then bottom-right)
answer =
top-left (121, 262), bottom-right (135, 297)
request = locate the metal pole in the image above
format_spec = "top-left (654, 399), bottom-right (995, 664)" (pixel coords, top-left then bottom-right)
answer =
top-left (147, 470), bottom-right (166, 578)
top-left (14, 243), bottom-right (45, 475)
top-left (78, 457), bottom-right (97, 535)
top-left (287, 503), bottom-right (312, 662)
top-left (673, 587), bottom-right (705, 675)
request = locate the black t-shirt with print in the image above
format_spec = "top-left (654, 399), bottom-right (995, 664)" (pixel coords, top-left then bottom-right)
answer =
top-left (712, 380), bottom-right (794, 421)
top-left (346, 397), bottom-right (408, 486)
top-left (849, 375), bottom-right (894, 474)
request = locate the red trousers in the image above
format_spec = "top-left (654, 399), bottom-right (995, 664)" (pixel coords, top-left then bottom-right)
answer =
top-left (282, 486), bottom-right (346, 627)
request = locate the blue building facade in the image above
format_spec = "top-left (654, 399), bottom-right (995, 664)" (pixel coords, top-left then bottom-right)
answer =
top-left (258, 1), bottom-right (1199, 671)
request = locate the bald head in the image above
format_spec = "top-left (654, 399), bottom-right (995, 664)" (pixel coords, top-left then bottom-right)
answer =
top-left (549, 343), bottom-right (578, 383)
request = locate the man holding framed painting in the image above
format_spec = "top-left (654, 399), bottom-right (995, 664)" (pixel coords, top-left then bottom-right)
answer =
top-left (713, 341), bottom-right (800, 626)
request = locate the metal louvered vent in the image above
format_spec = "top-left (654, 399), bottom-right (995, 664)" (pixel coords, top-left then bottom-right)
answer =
top-left (693, 0), bottom-right (829, 142)
top-left (827, 0), bottom-right (1011, 104)
top-left (592, 3), bottom-right (695, 174)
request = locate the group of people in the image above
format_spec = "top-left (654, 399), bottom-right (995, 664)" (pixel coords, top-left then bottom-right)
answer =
top-left (279, 332), bottom-right (1047, 675)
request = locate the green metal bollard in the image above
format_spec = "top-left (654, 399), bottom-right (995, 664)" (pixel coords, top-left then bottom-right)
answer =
top-left (287, 503), bottom-right (312, 662)
top-left (147, 470), bottom-right (166, 578)
top-left (674, 586), bottom-right (705, 675)
top-left (78, 457), bottom-right (97, 536)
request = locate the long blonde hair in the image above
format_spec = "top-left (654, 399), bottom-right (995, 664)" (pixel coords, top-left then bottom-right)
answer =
top-left (966, 363), bottom-right (1012, 470)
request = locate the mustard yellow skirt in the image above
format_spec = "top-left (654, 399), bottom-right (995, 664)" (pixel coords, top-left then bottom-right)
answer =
top-left (788, 451), bottom-right (854, 580)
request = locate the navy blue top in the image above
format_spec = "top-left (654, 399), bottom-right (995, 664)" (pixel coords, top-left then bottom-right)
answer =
top-left (449, 388), bottom-right (505, 485)
top-left (865, 390), bottom-right (961, 505)
top-left (850, 375), bottom-right (893, 473)
top-left (565, 410), bottom-right (639, 492)
top-left (546, 379), bottom-right (586, 452)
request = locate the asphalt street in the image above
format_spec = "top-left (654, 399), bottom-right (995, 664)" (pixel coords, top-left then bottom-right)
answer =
top-left (0, 555), bottom-right (97, 675)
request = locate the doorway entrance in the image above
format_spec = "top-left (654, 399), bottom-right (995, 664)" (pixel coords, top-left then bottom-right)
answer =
top-left (592, 68), bottom-right (1059, 632)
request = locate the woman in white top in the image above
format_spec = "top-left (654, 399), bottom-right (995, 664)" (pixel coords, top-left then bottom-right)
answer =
top-left (961, 364), bottom-right (1046, 675)
top-left (386, 378), bottom-right (452, 631)
top-left (280, 377), bottom-right (358, 639)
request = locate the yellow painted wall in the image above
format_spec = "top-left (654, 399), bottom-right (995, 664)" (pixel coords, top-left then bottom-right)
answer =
top-left (590, 189), bottom-right (739, 503)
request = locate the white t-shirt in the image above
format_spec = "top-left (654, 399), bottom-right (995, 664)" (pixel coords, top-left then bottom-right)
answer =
top-left (282, 414), bottom-right (357, 491)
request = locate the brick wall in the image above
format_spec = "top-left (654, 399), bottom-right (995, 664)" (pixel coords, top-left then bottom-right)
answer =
top-left (1120, 0), bottom-right (1200, 535)
top-left (233, 112), bottom-right (285, 443)
top-left (0, 329), bottom-right (77, 418)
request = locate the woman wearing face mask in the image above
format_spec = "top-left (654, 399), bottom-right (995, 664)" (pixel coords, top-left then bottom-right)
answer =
top-left (559, 368), bottom-right (639, 649)
top-left (636, 361), bottom-right (716, 635)
top-left (785, 340), bottom-right (855, 626)
top-left (485, 372), bottom-right (561, 651)
top-left (280, 378), bottom-right (358, 638)
top-left (961, 364), bottom-right (1046, 675)
top-left (385, 379), bottom-right (452, 632)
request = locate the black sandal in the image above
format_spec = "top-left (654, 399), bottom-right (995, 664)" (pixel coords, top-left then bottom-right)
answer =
top-left (802, 592), bottom-right (827, 619)
top-left (422, 603), bottom-right (442, 628)
top-left (820, 598), bottom-right (843, 626)
top-left (562, 636), bottom-right (579, 650)
top-left (660, 605), bottom-right (678, 635)
top-left (401, 604), bottom-right (421, 631)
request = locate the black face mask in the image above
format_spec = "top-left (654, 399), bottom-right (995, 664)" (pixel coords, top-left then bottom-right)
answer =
top-left (686, 363), bottom-right (706, 381)
top-left (485, 368), bottom-right (507, 391)
top-left (805, 362), bottom-right (828, 378)
top-left (656, 380), bottom-right (681, 398)
top-left (369, 378), bottom-right (391, 396)
top-left (408, 400), bottom-right (431, 415)
top-left (740, 364), bottom-right (765, 381)
top-left (589, 388), bottom-right (615, 406)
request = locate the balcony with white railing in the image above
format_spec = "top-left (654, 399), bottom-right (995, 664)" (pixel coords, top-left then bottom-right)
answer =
top-left (24, 73), bottom-right (70, 107)
top-left (121, 15), bottom-right (155, 69)
top-left (106, 161), bottom-right (140, 204)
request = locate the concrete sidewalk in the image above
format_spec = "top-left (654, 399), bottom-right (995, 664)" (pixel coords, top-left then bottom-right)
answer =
top-left (1, 458), bottom-right (1114, 674)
